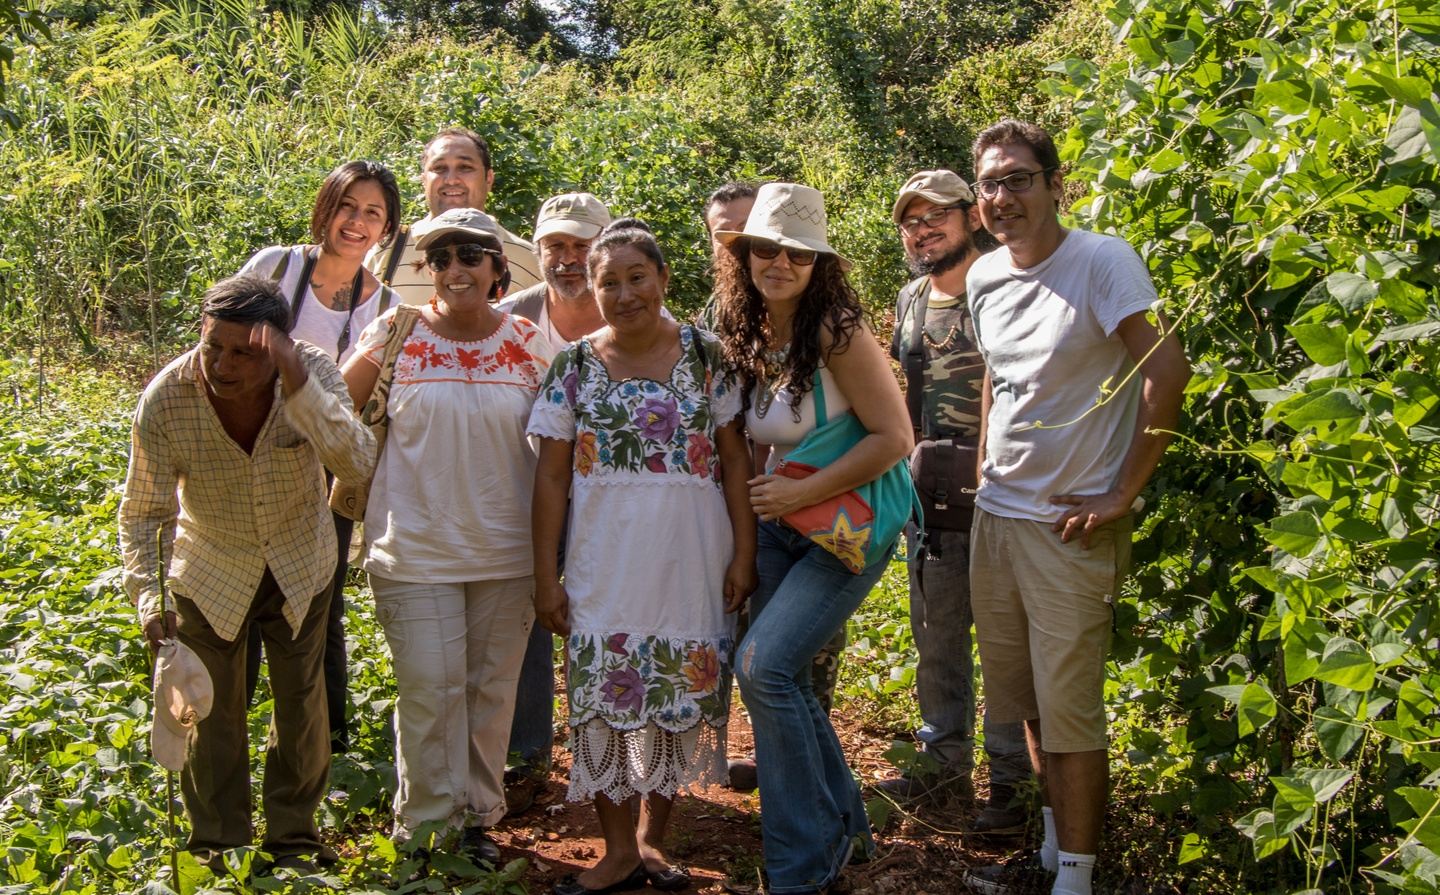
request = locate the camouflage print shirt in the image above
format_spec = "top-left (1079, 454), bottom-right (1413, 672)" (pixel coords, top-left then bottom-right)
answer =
top-left (890, 277), bottom-right (984, 442)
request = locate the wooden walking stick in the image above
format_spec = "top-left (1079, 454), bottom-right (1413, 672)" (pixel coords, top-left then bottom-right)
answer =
top-left (155, 527), bottom-right (181, 887)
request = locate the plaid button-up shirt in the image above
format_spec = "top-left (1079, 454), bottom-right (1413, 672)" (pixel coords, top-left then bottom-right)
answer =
top-left (119, 342), bottom-right (376, 642)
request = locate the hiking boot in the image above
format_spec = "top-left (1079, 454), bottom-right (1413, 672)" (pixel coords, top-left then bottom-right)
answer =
top-left (872, 770), bottom-right (974, 806)
top-left (458, 827), bottom-right (501, 866)
top-left (970, 784), bottom-right (1028, 835)
top-left (962, 853), bottom-right (1055, 894)
top-left (504, 767), bottom-right (547, 817)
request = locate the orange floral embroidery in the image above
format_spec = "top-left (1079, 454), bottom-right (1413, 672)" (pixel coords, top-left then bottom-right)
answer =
top-left (576, 431), bottom-right (599, 477)
top-left (684, 644), bottom-right (721, 693)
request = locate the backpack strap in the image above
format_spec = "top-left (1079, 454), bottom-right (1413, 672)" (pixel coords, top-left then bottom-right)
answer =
top-left (290, 248), bottom-right (319, 332)
top-left (902, 278), bottom-right (932, 437)
top-left (380, 225), bottom-right (409, 287)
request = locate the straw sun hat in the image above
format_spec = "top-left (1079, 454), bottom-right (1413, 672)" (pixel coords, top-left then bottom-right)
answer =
top-left (713, 182), bottom-right (852, 271)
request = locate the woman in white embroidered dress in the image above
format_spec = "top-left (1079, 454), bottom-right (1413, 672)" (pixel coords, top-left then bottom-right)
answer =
top-left (527, 221), bottom-right (757, 895)
top-left (340, 208), bottom-right (553, 866)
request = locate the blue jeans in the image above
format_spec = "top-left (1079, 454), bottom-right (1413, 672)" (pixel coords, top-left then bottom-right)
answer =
top-left (737, 521), bottom-right (891, 894)
top-left (507, 622), bottom-right (555, 772)
top-left (907, 526), bottom-right (1029, 789)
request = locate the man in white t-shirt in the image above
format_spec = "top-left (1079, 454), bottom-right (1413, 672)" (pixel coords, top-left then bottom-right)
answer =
top-left (961, 120), bottom-right (1189, 895)
top-left (366, 127), bottom-right (541, 302)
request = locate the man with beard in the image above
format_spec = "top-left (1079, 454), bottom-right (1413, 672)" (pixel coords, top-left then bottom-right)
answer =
top-left (874, 170), bottom-right (1031, 832)
top-left (498, 192), bottom-right (612, 345)
top-left (367, 127), bottom-right (541, 302)
top-left (492, 190), bottom-right (612, 813)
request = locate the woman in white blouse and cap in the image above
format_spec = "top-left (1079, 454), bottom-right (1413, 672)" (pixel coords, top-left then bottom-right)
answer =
top-left (341, 208), bottom-right (555, 867)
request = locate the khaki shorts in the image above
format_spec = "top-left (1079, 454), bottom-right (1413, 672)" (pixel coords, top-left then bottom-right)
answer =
top-left (970, 508), bottom-right (1131, 753)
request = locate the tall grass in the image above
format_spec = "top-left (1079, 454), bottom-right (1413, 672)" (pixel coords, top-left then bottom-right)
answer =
top-left (1, 0), bottom-right (924, 368)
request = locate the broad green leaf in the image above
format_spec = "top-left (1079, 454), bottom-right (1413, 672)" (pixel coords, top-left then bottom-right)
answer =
top-left (1287, 323), bottom-right (1347, 364)
top-left (1294, 767), bottom-right (1354, 803)
top-left (1386, 105), bottom-right (1438, 165)
top-left (1235, 808), bottom-right (1290, 859)
top-left (1283, 617), bottom-right (1327, 683)
top-left (1313, 706), bottom-right (1364, 760)
top-left (1272, 775), bottom-right (1317, 811)
top-left (1397, 787), bottom-right (1440, 852)
top-left (1325, 272), bottom-right (1379, 309)
top-left (1261, 511), bottom-right (1322, 556)
top-left (1275, 388), bottom-right (1366, 443)
top-left (1178, 832), bottom-right (1206, 864)
top-left (1238, 681), bottom-right (1278, 736)
top-left (1315, 638), bottom-right (1376, 691)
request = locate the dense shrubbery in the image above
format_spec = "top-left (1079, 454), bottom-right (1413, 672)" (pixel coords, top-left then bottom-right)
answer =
top-left (1055, 0), bottom-right (1440, 889)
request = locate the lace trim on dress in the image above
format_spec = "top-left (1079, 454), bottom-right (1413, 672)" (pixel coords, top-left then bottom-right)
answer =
top-left (567, 717), bottom-right (727, 803)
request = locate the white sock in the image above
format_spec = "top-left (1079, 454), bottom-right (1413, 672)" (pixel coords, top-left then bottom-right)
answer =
top-left (1039, 806), bottom-right (1058, 871)
top-left (1051, 850), bottom-right (1095, 895)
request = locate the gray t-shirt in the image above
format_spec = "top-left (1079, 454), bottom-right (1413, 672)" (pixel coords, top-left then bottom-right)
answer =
top-left (967, 229), bottom-right (1158, 523)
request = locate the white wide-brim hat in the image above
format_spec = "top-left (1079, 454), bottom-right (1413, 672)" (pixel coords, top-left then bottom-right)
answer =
top-left (152, 639), bottom-right (214, 772)
top-left (713, 182), bottom-right (852, 271)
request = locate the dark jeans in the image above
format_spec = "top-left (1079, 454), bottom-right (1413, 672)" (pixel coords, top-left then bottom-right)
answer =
top-left (247, 509), bottom-right (352, 752)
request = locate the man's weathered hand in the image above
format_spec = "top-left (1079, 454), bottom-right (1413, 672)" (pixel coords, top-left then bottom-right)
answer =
top-left (144, 611), bottom-right (178, 652)
top-left (251, 322), bottom-right (308, 396)
top-left (1049, 491), bottom-right (1132, 548)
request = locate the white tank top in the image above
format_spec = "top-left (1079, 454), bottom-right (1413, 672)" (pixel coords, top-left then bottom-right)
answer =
top-left (745, 365), bottom-right (851, 471)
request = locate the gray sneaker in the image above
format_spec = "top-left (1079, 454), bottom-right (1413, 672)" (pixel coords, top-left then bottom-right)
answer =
top-left (962, 853), bottom-right (1054, 894)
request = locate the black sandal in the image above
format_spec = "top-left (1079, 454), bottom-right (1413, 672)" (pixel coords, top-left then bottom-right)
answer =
top-left (551, 863), bottom-right (648, 895)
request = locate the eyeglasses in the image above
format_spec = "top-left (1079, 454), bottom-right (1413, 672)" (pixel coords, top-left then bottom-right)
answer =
top-left (425, 244), bottom-right (501, 272)
top-left (749, 241), bottom-right (817, 266)
top-left (972, 168), bottom-right (1057, 200)
top-left (897, 204), bottom-right (966, 236)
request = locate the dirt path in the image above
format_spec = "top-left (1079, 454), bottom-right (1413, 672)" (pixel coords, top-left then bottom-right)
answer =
top-left (488, 702), bottom-right (1024, 894)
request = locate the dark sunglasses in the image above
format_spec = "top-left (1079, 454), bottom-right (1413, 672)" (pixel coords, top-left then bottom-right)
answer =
top-left (749, 241), bottom-right (817, 266)
top-left (425, 244), bottom-right (501, 272)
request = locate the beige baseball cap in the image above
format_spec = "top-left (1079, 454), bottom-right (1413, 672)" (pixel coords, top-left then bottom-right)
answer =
top-left (151, 639), bottom-right (214, 772)
top-left (892, 170), bottom-right (976, 224)
top-left (413, 207), bottom-right (506, 249)
top-left (533, 192), bottom-right (612, 242)
top-left (712, 182), bottom-right (853, 271)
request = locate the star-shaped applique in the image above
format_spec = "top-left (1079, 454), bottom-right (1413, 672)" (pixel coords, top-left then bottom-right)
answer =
top-left (809, 508), bottom-right (871, 574)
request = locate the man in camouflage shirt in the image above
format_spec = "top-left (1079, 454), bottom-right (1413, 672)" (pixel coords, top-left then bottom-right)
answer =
top-left (876, 170), bottom-right (1030, 831)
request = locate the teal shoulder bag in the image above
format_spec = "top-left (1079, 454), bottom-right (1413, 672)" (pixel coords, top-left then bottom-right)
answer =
top-left (773, 370), bottom-right (923, 574)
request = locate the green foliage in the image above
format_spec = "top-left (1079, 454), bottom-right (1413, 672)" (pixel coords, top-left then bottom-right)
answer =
top-left (1051, 0), bottom-right (1440, 889)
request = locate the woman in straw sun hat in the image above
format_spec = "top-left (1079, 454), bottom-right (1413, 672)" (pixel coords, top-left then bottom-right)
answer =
top-left (712, 182), bottom-right (914, 893)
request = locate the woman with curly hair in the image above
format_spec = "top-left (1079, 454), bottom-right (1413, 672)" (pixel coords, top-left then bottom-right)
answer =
top-left (712, 183), bottom-right (914, 894)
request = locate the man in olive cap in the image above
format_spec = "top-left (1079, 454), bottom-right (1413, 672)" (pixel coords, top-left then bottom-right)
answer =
top-left (876, 170), bottom-right (1031, 831)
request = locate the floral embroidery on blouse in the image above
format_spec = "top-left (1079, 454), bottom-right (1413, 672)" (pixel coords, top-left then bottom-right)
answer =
top-left (534, 326), bottom-right (736, 480)
top-left (567, 631), bottom-right (734, 732)
top-left (387, 315), bottom-right (548, 388)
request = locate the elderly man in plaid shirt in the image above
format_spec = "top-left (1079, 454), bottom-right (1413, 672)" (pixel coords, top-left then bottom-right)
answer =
top-left (119, 274), bottom-right (376, 873)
